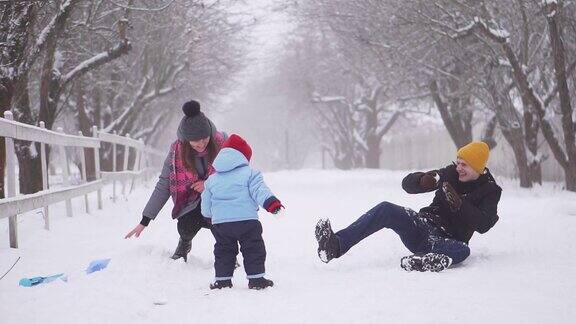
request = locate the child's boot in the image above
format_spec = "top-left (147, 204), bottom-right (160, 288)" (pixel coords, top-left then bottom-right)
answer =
top-left (248, 277), bottom-right (274, 290)
top-left (210, 279), bottom-right (233, 290)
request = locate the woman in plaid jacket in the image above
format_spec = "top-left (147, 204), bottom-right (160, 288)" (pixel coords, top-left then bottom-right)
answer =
top-left (125, 100), bottom-right (227, 262)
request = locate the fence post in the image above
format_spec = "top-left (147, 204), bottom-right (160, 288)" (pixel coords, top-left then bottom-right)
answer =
top-left (39, 122), bottom-right (50, 230)
top-left (122, 133), bottom-right (130, 196)
top-left (4, 111), bottom-right (18, 248)
top-left (130, 140), bottom-right (143, 193)
top-left (112, 130), bottom-right (117, 202)
top-left (78, 131), bottom-right (90, 214)
top-left (92, 126), bottom-right (102, 209)
top-left (57, 127), bottom-right (73, 217)
top-left (136, 140), bottom-right (143, 172)
top-left (143, 150), bottom-right (149, 182)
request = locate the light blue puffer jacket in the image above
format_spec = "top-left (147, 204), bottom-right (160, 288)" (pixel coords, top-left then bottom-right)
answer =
top-left (201, 148), bottom-right (275, 224)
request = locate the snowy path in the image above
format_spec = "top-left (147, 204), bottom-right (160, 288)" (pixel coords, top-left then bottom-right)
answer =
top-left (1, 170), bottom-right (575, 323)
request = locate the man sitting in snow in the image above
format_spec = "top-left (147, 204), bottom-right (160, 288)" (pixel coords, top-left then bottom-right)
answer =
top-left (315, 141), bottom-right (502, 272)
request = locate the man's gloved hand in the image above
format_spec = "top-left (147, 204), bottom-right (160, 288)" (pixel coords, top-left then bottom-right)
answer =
top-left (420, 170), bottom-right (440, 190)
top-left (265, 198), bottom-right (284, 214)
top-left (442, 182), bottom-right (462, 211)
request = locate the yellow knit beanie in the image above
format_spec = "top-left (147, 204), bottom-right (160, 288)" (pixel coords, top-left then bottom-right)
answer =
top-left (457, 141), bottom-right (490, 174)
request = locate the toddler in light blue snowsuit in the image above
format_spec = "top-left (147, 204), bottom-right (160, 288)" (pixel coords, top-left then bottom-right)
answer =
top-left (201, 134), bottom-right (283, 290)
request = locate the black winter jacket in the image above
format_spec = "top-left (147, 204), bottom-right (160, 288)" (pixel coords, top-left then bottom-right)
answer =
top-left (402, 164), bottom-right (502, 243)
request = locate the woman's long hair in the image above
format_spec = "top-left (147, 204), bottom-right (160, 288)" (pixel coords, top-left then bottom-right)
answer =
top-left (181, 134), bottom-right (219, 175)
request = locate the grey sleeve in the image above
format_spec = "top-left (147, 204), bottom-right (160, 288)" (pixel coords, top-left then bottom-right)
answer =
top-left (142, 151), bottom-right (172, 221)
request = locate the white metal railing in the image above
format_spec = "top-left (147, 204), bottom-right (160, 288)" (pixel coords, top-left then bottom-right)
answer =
top-left (0, 111), bottom-right (165, 248)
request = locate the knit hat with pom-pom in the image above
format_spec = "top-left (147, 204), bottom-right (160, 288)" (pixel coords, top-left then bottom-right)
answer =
top-left (177, 100), bottom-right (212, 141)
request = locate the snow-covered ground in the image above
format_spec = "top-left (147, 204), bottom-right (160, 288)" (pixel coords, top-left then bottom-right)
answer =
top-left (1, 169), bottom-right (575, 323)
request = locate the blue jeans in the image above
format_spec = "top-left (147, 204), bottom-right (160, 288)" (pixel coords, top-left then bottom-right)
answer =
top-left (336, 202), bottom-right (470, 264)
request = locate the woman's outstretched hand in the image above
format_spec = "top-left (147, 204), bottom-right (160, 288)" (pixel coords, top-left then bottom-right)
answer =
top-left (125, 224), bottom-right (146, 239)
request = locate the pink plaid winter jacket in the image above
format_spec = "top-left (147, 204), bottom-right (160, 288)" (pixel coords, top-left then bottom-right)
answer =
top-left (141, 131), bottom-right (226, 222)
top-left (169, 132), bottom-right (226, 217)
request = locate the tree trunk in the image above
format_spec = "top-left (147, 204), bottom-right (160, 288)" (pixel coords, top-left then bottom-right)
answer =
top-left (364, 102), bottom-right (380, 169)
top-left (502, 126), bottom-right (532, 188)
top-left (101, 144), bottom-right (112, 172)
top-left (331, 138), bottom-right (354, 170)
top-left (0, 3), bottom-right (35, 198)
top-left (0, 87), bottom-right (12, 198)
top-left (567, 167), bottom-right (576, 191)
top-left (13, 76), bottom-right (44, 194)
top-left (13, 1), bottom-right (68, 195)
top-left (481, 115), bottom-right (498, 149)
top-left (76, 82), bottom-right (97, 181)
top-left (487, 76), bottom-right (532, 188)
top-left (333, 157), bottom-right (353, 170)
top-left (15, 18), bottom-right (61, 194)
top-left (365, 134), bottom-right (380, 169)
top-left (523, 111), bottom-right (542, 184)
top-left (15, 145), bottom-right (44, 194)
top-left (546, 2), bottom-right (576, 191)
top-left (498, 116), bottom-right (532, 188)
top-left (93, 87), bottom-right (102, 129)
top-left (105, 71), bottom-right (122, 129)
top-left (6, 77), bottom-right (44, 194)
top-left (38, 3), bottom-right (66, 132)
top-left (0, 67), bottom-right (13, 199)
top-left (515, 0), bottom-right (543, 184)
top-left (0, 22), bottom-right (11, 197)
top-left (429, 80), bottom-right (473, 148)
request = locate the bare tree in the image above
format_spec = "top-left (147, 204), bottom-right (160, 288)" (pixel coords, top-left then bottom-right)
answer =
top-left (1, 0), bottom-right (248, 193)
top-left (12, 0), bottom-right (132, 193)
top-left (288, 2), bottom-right (407, 169)
top-left (453, 1), bottom-right (576, 191)
top-left (292, 0), bottom-right (575, 188)
top-left (1, 0), bottom-right (80, 196)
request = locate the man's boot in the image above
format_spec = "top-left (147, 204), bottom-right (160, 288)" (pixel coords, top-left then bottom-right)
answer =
top-left (400, 253), bottom-right (453, 272)
top-left (315, 218), bottom-right (341, 263)
top-left (171, 237), bottom-right (192, 262)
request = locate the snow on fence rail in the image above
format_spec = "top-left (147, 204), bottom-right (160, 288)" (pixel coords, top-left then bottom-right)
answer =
top-left (0, 111), bottom-right (165, 248)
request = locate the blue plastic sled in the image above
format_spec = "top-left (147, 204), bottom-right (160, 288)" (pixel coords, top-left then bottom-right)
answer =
top-left (19, 273), bottom-right (67, 287)
top-left (19, 258), bottom-right (111, 287)
top-left (86, 258), bottom-right (111, 274)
